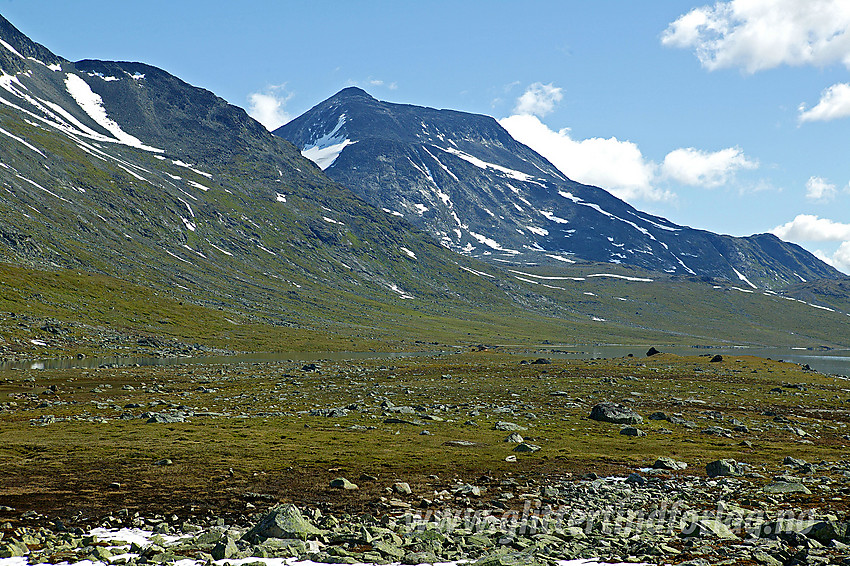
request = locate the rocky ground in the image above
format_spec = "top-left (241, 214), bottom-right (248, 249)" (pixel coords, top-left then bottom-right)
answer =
top-left (2, 351), bottom-right (850, 565)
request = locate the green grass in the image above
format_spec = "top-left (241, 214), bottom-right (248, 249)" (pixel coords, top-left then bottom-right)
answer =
top-left (1, 352), bottom-right (847, 517)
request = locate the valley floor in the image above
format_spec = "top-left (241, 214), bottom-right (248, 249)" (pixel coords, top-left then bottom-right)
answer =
top-left (1, 352), bottom-right (850, 564)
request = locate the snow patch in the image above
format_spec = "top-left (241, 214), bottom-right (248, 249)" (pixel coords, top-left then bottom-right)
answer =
top-left (437, 146), bottom-right (536, 182)
top-left (0, 126), bottom-right (45, 156)
top-left (400, 247), bottom-right (417, 259)
top-left (526, 226), bottom-right (549, 236)
top-left (469, 231), bottom-right (518, 253)
top-left (188, 180), bottom-right (211, 192)
top-left (545, 253), bottom-right (576, 264)
top-left (276, 193), bottom-right (287, 202)
top-left (301, 114), bottom-right (355, 170)
top-left (323, 216), bottom-right (344, 225)
top-left (540, 210), bottom-right (569, 224)
top-left (587, 273), bottom-right (654, 282)
top-left (732, 268), bottom-right (757, 289)
top-left (0, 39), bottom-right (24, 59)
top-left (382, 208), bottom-right (404, 217)
top-left (64, 73), bottom-right (162, 152)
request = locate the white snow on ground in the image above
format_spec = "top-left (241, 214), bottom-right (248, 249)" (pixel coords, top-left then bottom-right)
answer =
top-left (382, 208), bottom-right (404, 217)
top-left (276, 192), bottom-right (287, 202)
top-left (400, 247), bottom-right (417, 259)
top-left (257, 245), bottom-right (277, 256)
top-left (302, 139), bottom-right (355, 170)
top-left (322, 216), bottom-right (344, 225)
top-left (181, 217), bottom-right (196, 232)
top-left (301, 114), bottom-right (355, 170)
top-left (558, 191), bottom-right (656, 240)
top-left (730, 286), bottom-right (754, 294)
top-left (508, 269), bottom-right (585, 281)
top-left (468, 231), bottom-right (519, 253)
top-left (732, 267), bottom-right (757, 289)
top-left (47, 63), bottom-right (62, 72)
top-left (540, 210), bottom-right (569, 224)
top-left (209, 242), bottom-right (233, 256)
top-left (458, 265), bottom-right (495, 278)
top-left (422, 146), bottom-right (460, 182)
top-left (586, 273), bottom-right (654, 282)
top-left (29, 339), bottom-right (47, 346)
top-left (64, 73), bottom-right (162, 152)
top-left (388, 283), bottom-right (414, 299)
top-left (795, 273), bottom-right (807, 282)
top-left (0, 126), bottom-right (46, 156)
top-left (526, 226), bottom-right (549, 236)
top-left (171, 160), bottom-right (213, 178)
top-left (546, 253), bottom-right (576, 264)
top-left (163, 249), bottom-right (191, 264)
top-left (627, 210), bottom-right (681, 231)
top-left (592, 316), bottom-right (606, 322)
top-left (437, 146), bottom-right (535, 182)
top-left (189, 180), bottom-right (211, 192)
top-left (0, 38), bottom-right (24, 59)
top-left (14, 173), bottom-right (70, 202)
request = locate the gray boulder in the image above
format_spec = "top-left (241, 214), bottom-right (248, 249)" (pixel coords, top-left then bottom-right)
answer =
top-left (706, 459), bottom-right (742, 478)
top-left (589, 402), bottom-right (643, 425)
top-left (620, 426), bottom-right (646, 437)
top-left (653, 457), bottom-right (688, 471)
top-left (242, 504), bottom-right (325, 542)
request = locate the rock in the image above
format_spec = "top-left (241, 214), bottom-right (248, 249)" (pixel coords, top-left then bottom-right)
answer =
top-left (710, 354), bottom-right (723, 362)
top-left (751, 550), bottom-right (782, 566)
top-left (530, 358), bottom-right (551, 364)
top-left (653, 457), bottom-right (688, 471)
top-left (242, 504), bottom-right (325, 542)
top-left (493, 421), bottom-right (527, 431)
top-left (619, 426), bottom-right (646, 437)
top-left (701, 426), bottom-right (733, 437)
top-left (211, 537), bottom-right (239, 560)
top-left (443, 440), bottom-right (477, 447)
top-left (706, 459), bottom-right (742, 478)
top-left (513, 442), bottom-right (541, 452)
top-left (454, 484), bottom-right (482, 497)
top-left (646, 347), bottom-right (661, 356)
top-left (589, 402), bottom-right (643, 425)
top-left (783, 456), bottom-right (807, 467)
top-left (762, 481), bottom-right (812, 495)
top-left (504, 432), bottom-right (524, 443)
top-left (329, 477), bottom-right (358, 490)
top-left (648, 411), bottom-right (668, 420)
top-left (145, 413), bottom-right (185, 424)
top-left (625, 473), bottom-right (646, 486)
top-left (681, 518), bottom-right (737, 539)
top-left (393, 482), bottom-right (412, 495)
top-left (153, 458), bottom-right (173, 466)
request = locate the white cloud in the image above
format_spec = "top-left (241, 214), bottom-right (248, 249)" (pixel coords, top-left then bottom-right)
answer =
top-left (499, 114), bottom-right (670, 202)
top-left (805, 176), bottom-right (838, 201)
top-left (513, 82), bottom-right (563, 118)
top-left (662, 0), bottom-right (850, 73)
top-left (661, 146), bottom-right (757, 187)
top-left (247, 85), bottom-right (292, 131)
top-left (771, 214), bottom-right (850, 241)
top-left (814, 242), bottom-right (850, 273)
top-left (799, 83), bottom-right (850, 123)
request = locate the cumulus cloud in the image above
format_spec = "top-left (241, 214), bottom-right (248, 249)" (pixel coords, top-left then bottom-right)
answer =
top-left (805, 176), bottom-right (838, 201)
top-left (247, 84), bottom-right (293, 131)
top-left (771, 214), bottom-right (850, 241)
top-left (662, 0), bottom-right (850, 73)
top-left (499, 114), bottom-right (670, 202)
top-left (799, 83), bottom-right (850, 123)
top-left (513, 82), bottom-right (563, 118)
top-left (661, 147), bottom-right (757, 187)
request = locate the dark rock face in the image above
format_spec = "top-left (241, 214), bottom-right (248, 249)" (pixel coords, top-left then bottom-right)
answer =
top-left (589, 402), bottom-right (643, 425)
top-left (276, 87), bottom-right (845, 289)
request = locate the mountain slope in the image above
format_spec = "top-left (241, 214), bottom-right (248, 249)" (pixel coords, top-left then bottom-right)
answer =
top-left (276, 87), bottom-right (843, 290)
top-left (0, 14), bottom-right (523, 329)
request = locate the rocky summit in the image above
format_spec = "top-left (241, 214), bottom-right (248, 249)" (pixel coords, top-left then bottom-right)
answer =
top-left (276, 87), bottom-right (842, 289)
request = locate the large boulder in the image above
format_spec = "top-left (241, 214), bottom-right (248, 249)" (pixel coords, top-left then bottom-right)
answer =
top-left (706, 459), bottom-right (742, 478)
top-left (589, 402), bottom-right (643, 425)
top-left (242, 504), bottom-right (325, 542)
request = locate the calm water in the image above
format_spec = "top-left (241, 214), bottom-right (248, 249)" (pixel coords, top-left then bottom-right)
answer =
top-left (4, 346), bottom-right (850, 376)
top-left (541, 345), bottom-right (850, 377)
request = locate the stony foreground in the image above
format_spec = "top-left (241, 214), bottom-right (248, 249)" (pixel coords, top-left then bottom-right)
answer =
top-left (3, 464), bottom-right (850, 566)
top-left (3, 352), bottom-right (850, 565)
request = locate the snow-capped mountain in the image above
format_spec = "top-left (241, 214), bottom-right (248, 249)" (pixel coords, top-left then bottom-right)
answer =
top-left (276, 87), bottom-right (842, 289)
top-left (0, 14), bottom-right (514, 319)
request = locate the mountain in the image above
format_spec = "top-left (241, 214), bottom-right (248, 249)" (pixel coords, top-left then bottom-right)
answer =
top-left (1, 14), bottom-right (849, 353)
top-left (0, 14), bottom-right (520, 329)
top-left (276, 87), bottom-right (844, 290)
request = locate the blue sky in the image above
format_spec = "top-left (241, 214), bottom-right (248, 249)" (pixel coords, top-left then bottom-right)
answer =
top-left (3, 0), bottom-right (850, 272)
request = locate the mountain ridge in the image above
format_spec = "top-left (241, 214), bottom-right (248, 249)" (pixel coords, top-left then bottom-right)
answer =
top-left (276, 87), bottom-right (843, 290)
